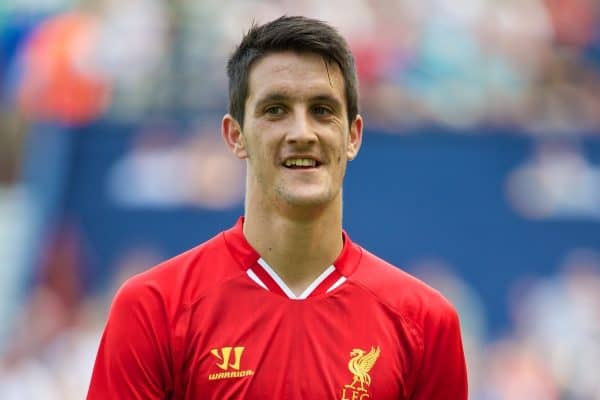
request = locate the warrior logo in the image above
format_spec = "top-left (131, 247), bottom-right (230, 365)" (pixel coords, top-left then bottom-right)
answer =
top-left (208, 346), bottom-right (254, 380)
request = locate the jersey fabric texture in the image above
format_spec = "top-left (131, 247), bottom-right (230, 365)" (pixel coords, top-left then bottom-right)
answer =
top-left (87, 218), bottom-right (468, 399)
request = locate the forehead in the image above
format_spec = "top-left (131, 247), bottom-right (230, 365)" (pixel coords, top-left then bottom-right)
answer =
top-left (246, 51), bottom-right (346, 105)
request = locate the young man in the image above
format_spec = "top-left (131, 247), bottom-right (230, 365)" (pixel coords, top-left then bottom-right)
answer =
top-left (87, 16), bottom-right (468, 399)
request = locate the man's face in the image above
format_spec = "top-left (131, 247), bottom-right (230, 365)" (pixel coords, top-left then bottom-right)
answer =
top-left (224, 51), bottom-right (362, 214)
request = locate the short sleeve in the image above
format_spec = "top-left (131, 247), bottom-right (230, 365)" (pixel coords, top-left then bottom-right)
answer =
top-left (87, 277), bottom-right (173, 399)
top-left (410, 303), bottom-right (468, 399)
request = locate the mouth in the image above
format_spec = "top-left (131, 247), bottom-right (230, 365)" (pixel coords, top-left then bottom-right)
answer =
top-left (282, 157), bottom-right (322, 169)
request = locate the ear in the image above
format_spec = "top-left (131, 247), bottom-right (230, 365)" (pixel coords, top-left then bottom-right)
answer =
top-left (222, 114), bottom-right (248, 159)
top-left (346, 114), bottom-right (363, 161)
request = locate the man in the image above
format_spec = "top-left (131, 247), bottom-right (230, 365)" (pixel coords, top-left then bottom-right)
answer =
top-left (87, 16), bottom-right (468, 399)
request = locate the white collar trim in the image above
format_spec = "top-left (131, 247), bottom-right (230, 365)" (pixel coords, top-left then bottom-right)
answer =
top-left (257, 258), bottom-right (337, 299)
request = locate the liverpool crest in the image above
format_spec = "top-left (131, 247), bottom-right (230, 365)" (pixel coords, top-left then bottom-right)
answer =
top-left (341, 346), bottom-right (380, 399)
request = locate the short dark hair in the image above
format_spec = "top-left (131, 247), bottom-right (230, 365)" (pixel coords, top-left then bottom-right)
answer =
top-left (226, 16), bottom-right (359, 127)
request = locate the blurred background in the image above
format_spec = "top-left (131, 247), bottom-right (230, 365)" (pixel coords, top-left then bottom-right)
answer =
top-left (1, 0), bottom-right (599, 398)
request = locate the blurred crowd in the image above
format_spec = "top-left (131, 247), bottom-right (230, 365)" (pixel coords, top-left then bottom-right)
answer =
top-left (1, 0), bottom-right (600, 399)
top-left (0, 0), bottom-right (599, 133)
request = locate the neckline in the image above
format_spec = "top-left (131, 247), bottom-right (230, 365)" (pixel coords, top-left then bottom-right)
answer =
top-left (223, 217), bottom-right (362, 299)
top-left (248, 258), bottom-right (345, 299)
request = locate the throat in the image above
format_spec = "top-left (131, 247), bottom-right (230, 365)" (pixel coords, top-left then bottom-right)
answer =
top-left (241, 206), bottom-right (345, 296)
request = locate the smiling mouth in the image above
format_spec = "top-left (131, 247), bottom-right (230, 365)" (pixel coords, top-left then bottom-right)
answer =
top-left (282, 158), bottom-right (322, 169)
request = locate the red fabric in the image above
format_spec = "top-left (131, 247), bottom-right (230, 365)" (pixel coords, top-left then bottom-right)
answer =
top-left (87, 218), bottom-right (467, 399)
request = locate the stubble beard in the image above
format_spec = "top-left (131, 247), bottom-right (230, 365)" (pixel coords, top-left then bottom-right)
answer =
top-left (274, 181), bottom-right (333, 208)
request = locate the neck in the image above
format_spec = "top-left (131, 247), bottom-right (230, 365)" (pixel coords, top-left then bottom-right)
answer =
top-left (243, 195), bottom-right (344, 296)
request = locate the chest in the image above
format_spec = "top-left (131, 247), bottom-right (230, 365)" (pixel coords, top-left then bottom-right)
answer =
top-left (173, 287), bottom-right (417, 399)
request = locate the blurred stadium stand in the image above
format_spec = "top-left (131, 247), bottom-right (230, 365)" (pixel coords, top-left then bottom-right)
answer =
top-left (1, 0), bottom-right (600, 398)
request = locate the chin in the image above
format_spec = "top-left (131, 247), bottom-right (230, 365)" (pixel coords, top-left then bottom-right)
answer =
top-left (277, 188), bottom-right (336, 208)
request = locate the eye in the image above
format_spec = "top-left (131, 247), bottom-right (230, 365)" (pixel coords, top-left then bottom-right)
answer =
top-left (265, 105), bottom-right (285, 116)
top-left (313, 105), bottom-right (333, 116)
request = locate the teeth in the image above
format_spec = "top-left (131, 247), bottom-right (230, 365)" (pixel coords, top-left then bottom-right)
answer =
top-left (284, 158), bottom-right (317, 167)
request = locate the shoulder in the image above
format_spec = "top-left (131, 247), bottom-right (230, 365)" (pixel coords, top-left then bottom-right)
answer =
top-left (112, 230), bottom-right (245, 319)
top-left (347, 246), bottom-right (467, 397)
top-left (350, 248), bottom-right (459, 329)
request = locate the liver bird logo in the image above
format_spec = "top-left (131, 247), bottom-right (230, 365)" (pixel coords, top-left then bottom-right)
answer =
top-left (345, 346), bottom-right (381, 392)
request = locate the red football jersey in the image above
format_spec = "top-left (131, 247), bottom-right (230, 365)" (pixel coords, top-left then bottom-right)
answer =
top-left (87, 219), bottom-right (468, 399)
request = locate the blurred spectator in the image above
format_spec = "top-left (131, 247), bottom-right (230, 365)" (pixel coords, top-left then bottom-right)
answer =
top-left (93, 0), bottom-right (169, 118)
top-left (544, 0), bottom-right (597, 48)
top-left (16, 11), bottom-right (110, 125)
top-left (0, 109), bottom-right (26, 185)
top-left (107, 121), bottom-right (245, 210)
top-left (5, 221), bottom-right (85, 359)
top-left (478, 339), bottom-right (559, 400)
top-left (510, 249), bottom-right (600, 399)
top-left (0, 184), bottom-right (34, 350)
top-left (0, 88), bottom-right (31, 350)
top-left (505, 141), bottom-right (600, 220)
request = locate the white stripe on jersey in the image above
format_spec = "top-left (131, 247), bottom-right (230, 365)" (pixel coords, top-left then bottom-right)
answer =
top-left (257, 258), bottom-right (342, 299)
top-left (298, 265), bottom-right (336, 299)
top-left (326, 277), bottom-right (347, 293)
top-left (246, 269), bottom-right (269, 290)
top-left (257, 258), bottom-right (298, 299)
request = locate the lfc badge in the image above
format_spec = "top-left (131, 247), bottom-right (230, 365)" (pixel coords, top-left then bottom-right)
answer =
top-left (341, 346), bottom-right (380, 399)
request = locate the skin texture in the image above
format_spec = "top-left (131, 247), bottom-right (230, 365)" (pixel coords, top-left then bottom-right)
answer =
top-left (222, 51), bottom-right (363, 294)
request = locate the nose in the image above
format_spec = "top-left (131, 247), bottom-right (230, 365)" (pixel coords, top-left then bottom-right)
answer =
top-left (285, 109), bottom-right (317, 146)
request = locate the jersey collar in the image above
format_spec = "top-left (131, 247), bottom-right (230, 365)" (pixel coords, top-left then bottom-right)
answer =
top-left (223, 217), bottom-right (362, 299)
